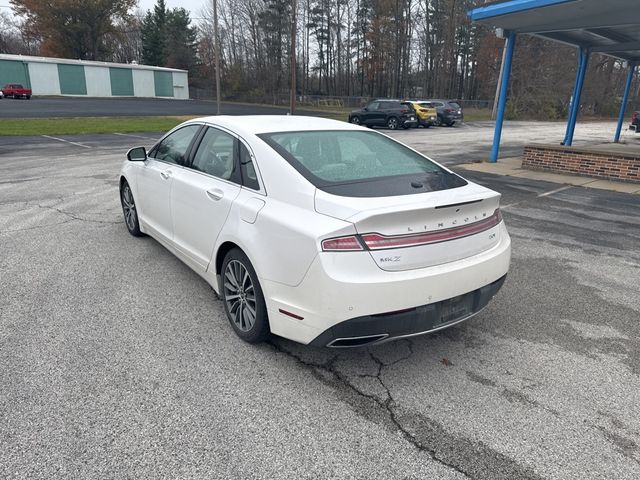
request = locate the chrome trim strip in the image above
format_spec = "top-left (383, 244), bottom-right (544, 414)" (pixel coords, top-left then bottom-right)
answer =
top-left (327, 333), bottom-right (389, 348)
top-left (374, 305), bottom-right (488, 346)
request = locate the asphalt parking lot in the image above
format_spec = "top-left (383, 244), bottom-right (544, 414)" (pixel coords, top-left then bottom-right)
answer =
top-left (0, 97), bottom-right (327, 118)
top-left (1, 127), bottom-right (640, 479)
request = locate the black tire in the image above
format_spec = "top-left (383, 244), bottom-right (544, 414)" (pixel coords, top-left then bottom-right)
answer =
top-left (350, 115), bottom-right (361, 125)
top-left (387, 117), bottom-right (399, 130)
top-left (13, 95), bottom-right (18, 99)
top-left (120, 180), bottom-right (144, 237)
top-left (26, 95), bottom-right (31, 100)
top-left (221, 248), bottom-right (270, 343)
top-left (446, 121), bottom-right (456, 127)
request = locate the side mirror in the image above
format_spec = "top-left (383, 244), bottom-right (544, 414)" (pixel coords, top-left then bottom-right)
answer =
top-left (127, 146), bottom-right (147, 162)
top-left (363, 107), bottom-right (369, 111)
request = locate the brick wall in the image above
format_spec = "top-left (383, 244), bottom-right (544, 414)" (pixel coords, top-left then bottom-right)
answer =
top-left (522, 145), bottom-right (640, 183)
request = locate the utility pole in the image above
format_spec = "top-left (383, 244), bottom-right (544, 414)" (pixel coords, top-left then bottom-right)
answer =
top-left (213, 0), bottom-right (221, 115)
top-left (290, 0), bottom-right (297, 114)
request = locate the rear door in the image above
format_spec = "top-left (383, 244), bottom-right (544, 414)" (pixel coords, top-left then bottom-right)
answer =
top-left (171, 126), bottom-right (242, 270)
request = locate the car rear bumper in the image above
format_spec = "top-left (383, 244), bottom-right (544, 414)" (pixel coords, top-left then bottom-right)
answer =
top-left (309, 274), bottom-right (506, 347)
top-left (419, 116), bottom-right (438, 126)
top-left (402, 117), bottom-right (418, 127)
top-left (262, 223), bottom-right (511, 345)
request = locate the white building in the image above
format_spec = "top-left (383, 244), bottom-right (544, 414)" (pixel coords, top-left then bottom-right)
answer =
top-left (0, 54), bottom-right (189, 99)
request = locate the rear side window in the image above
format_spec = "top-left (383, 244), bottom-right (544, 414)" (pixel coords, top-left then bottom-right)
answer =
top-left (259, 130), bottom-right (466, 197)
top-left (239, 142), bottom-right (260, 190)
top-left (191, 127), bottom-right (236, 180)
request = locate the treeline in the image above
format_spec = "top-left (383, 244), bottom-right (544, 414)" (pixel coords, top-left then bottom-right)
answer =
top-left (2, 0), bottom-right (638, 118)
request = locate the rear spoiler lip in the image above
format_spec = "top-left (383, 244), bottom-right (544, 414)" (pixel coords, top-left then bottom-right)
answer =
top-left (435, 199), bottom-right (483, 209)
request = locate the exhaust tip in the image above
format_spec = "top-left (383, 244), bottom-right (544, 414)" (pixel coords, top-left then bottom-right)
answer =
top-left (327, 334), bottom-right (389, 348)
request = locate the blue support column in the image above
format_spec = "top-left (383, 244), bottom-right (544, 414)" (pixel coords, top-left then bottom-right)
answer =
top-left (490, 32), bottom-right (517, 163)
top-left (562, 47), bottom-right (589, 146)
top-left (614, 63), bottom-right (636, 143)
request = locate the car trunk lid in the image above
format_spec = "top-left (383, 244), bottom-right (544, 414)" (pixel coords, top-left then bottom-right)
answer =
top-left (316, 182), bottom-right (502, 271)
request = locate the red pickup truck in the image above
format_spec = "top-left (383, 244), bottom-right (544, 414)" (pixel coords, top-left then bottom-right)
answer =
top-left (1, 84), bottom-right (32, 99)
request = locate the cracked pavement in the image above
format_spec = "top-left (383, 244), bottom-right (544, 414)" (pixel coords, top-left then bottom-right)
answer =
top-left (1, 128), bottom-right (640, 479)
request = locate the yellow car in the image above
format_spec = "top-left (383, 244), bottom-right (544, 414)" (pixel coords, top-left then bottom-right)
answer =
top-left (408, 101), bottom-right (438, 128)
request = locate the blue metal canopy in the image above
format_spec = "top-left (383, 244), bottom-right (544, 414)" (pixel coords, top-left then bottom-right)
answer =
top-left (468, 0), bottom-right (640, 161)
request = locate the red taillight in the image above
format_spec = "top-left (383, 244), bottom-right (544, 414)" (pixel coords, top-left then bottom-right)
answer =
top-left (446, 108), bottom-right (456, 113)
top-left (360, 209), bottom-right (502, 250)
top-left (321, 235), bottom-right (364, 252)
top-left (419, 108), bottom-right (429, 113)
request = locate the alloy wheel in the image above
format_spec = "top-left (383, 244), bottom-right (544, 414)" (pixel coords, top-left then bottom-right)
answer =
top-left (223, 260), bottom-right (257, 332)
top-left (122, 185), bottom-right (137, 231)
top-left (387, 118), bottom-right (398, 130)
top-left (350, 116), bottom-right (360, 125)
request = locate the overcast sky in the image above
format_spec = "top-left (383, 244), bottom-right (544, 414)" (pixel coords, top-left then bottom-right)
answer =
top-left (138, 0), bottom-right (208, 17)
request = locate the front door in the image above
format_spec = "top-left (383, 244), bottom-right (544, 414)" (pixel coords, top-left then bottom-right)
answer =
top-left (136, 124), bottom-right (201, 240)
top-left (364, 101), bottom-right (383, 125)
top-left (171, 126), bottom-right (242, 270)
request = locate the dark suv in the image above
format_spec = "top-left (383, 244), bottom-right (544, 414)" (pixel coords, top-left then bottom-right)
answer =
top-left (349, 100), bottom-right (418, 130)
top-left (423, 100), bottom-right (463, 127)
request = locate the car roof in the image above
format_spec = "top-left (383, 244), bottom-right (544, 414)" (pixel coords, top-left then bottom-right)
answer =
top-left (184, 115), bottom-right (363, 136)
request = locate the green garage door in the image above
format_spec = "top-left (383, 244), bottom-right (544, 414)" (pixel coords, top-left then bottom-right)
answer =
top-left (58, 64), bottom-right (87, 95)
top-left (109, 67), bottom-right (134, 96)
top-left (154, 71), bottom-right (173, 97)
top-left (0, 60), bottom-right (31, 88)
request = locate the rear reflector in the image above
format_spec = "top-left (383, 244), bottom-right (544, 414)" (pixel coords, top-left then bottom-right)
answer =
top-left (321, 235), bottom-right (363, 252)
top-left (361, 209), bottom-right (502, 250)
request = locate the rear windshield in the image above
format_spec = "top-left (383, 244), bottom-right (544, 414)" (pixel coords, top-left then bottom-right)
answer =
top-left (449, 102), bottom-right (461, 109)
top-left (258, 130), bottom-right (466, 197)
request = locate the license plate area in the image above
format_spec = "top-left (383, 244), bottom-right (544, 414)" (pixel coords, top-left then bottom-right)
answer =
top-left (439, 293), bottom-right (474, 324)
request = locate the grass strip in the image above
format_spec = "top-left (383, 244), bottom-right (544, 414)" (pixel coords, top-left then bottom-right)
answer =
top-left (0, 116), bottom-right (197, 136)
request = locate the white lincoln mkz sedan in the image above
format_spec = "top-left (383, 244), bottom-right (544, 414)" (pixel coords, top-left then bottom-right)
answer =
top-left (120, 116), bottom-right (510, 347)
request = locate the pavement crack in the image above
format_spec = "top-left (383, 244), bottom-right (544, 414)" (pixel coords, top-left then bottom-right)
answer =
top-left (34, 203), bottom-right (121, 225)
top-left (268, 340), bottom-right (471, 478)
top-left (0, 219), bottom-right (74, 234)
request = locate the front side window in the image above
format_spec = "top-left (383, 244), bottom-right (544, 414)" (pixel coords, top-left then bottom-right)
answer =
top-left (259, 130), bottom-right (466, 197)
top-left (366, 102), bottom-right (380, 111)
top-left (191, 127), bottom-right (237, 180)
top-left (152, 125), bottom-right (200, 165)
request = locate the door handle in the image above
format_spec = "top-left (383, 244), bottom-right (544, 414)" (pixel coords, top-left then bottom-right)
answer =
top-left (160, 170), bottom-right (172, 180)
top-left (206, 188), bottom-right (224, 201)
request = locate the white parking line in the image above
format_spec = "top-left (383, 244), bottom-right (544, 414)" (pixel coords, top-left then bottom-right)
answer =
top-left (41, 135), bottom-right (91, 149)
top-left (502, 185), bottom-right (573, 210)
top-left (113, 132), bottom-right (158, 141)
